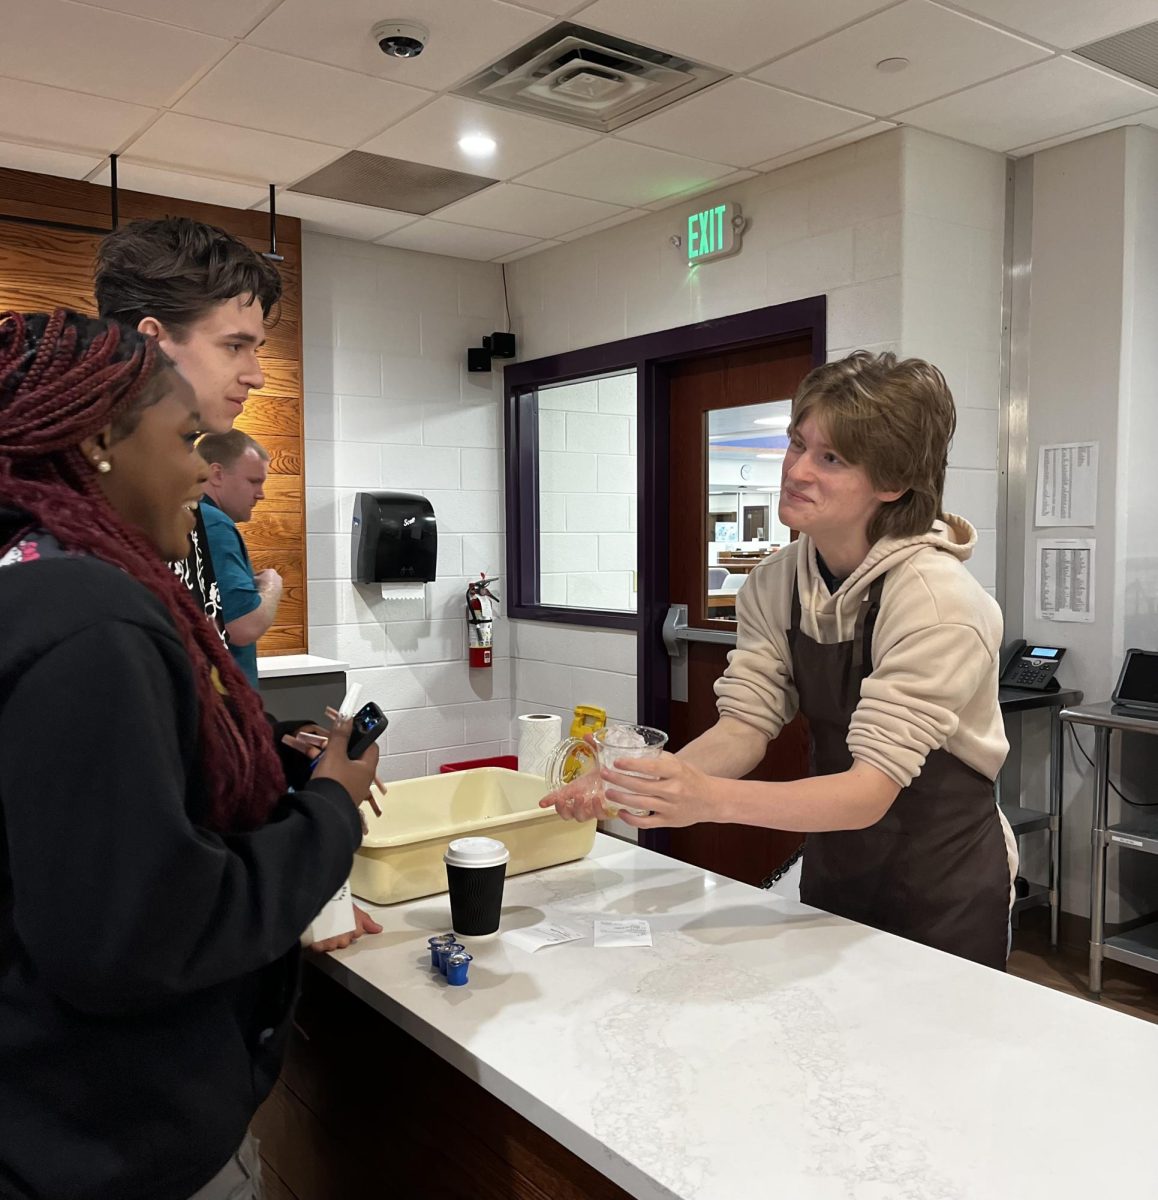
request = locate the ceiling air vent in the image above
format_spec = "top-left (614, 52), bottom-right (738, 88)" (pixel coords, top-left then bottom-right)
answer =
top-left (290, 151), bottom-right (497, 215)
top-left (453, 23), bottom-right (729, 133)
top-left (1075, 19), bottom-right (1158, 90)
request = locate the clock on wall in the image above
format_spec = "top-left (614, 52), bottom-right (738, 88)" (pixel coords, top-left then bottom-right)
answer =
top-left (740, 463), bottom-right (753, 481)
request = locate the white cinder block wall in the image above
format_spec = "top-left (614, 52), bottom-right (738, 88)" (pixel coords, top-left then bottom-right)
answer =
top-left (506, 127), bottom-right (1006, 724)
top-left (1017, 126), bottom-right (1158, 923)
top-left (539, 374), bottom-right (637, 611)
top-left (900, 130), bottom-right (1007, 595)
top-left (301, 234), bottom-right (514, 781)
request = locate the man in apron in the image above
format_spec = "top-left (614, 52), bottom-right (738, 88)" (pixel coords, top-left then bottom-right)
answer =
top-left (546, 351), bottom-right (1016, 970)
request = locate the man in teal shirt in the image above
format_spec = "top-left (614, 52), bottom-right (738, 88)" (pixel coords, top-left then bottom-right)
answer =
top-left (197, 431), bottom-right (281, 689)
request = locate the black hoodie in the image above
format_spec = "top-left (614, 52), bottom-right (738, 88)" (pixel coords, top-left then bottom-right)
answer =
top-left (0, 520), bottom-right (361, 1199)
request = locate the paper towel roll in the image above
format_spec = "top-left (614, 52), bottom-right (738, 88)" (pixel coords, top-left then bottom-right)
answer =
top-left (518, 713), bottom-right (561, 778)
top-left (380, 581), bottom-right (426, 600)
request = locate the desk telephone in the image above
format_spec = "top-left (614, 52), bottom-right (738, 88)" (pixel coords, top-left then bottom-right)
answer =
top-left (999, 640), bottom-right (1066, 691)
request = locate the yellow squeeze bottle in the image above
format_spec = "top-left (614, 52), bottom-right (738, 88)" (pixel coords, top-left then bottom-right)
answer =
top-left (563, 705), bottom-right (607, 782)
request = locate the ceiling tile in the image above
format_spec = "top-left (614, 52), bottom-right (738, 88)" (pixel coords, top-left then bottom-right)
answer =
top-left (0, 0), bottom-right (228, 107)
top-left (750, 121), bottom-right (897, 172)
top-left (68, 0), bottom-right (278, 39)
top-left (0, 139), bottom-right (102, 180)
top-left (754, 1), bottom-right (1051, 117)
top-left (0, 77), bottom-right (154, 155)
top-left (247, 0), bottom-right (553, 92)
top-left (518, 140), bottom-right (736, 207)
top-left (946, 1), bottom-right (1158, 50)
top-left (358, 96), bottom-right (599, 180)
top-left (897, 55), bottom-right (1158, 152)
top-left (175, 46), bottom-right (431, 149)
top-left (496, 239), bottom-right (563, 262)
top-left (557, 209), bottom-right (650, 241)
top-left (374, 219), bottom-right (539, 260)
top-left (618, 79), bottom-right (871, 168)
top-left (89, 160), bottom-right (269, 209)
top-left (576, 0), bottom-right (897, 72)
top-left (507, 0), bottom-right (587, 14)
top-left (644, 170), bottom-right (757, 211)
top-left (435, 183), bottom-right (627, 238)
top-left (123, 113), bottom-right (341, 185)
top-left (257, 192), bottom-right (418, 240)
top-left (1008, 110), bottom-right (1158, 156)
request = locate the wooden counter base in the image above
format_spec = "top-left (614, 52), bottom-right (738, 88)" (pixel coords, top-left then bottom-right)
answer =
top-left (253, 967), bottom-right (634, 1200)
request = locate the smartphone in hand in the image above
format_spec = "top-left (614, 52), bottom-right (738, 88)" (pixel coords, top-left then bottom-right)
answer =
top-left (346, 701), bottom-right (388, 759)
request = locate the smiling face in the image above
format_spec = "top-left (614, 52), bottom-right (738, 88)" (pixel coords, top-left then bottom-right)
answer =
top-left (778, 414), bottom-right (899, 547)
top-left (85, 368), bottom-right (209, 561)
top-left (139, 294), bottom-right (266, 434)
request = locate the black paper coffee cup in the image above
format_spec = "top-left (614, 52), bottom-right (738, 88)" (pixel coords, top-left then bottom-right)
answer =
top-left (444, 837), bottom-right (510, 937)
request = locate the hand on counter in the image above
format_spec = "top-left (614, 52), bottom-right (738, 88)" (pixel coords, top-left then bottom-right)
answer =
top-left (307, 903), bottom-right (383, 954)
top-left (602, 752), bottom-right (718, 829)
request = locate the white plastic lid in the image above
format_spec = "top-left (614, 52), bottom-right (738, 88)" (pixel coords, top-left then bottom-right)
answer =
top-left (444, 836), bottom-right (510, 868)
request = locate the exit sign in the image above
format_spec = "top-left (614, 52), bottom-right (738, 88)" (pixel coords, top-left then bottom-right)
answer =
top-left (683, 201), bottom-right (743, 265)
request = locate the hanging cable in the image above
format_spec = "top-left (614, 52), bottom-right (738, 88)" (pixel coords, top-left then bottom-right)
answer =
top-left (109, 153), bottom-right (119, 230)
top-left (262, 184), bottom-right (284, 263)
top-left (1067, 724), bottom-right (1158, 807)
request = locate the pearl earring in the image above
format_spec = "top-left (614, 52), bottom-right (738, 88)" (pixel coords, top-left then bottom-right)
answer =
top-left (96, 460), bottom-right (112, 474)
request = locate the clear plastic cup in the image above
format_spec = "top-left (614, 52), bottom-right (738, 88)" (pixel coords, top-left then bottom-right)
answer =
top-left (543, 723), bottom-right (668, 817)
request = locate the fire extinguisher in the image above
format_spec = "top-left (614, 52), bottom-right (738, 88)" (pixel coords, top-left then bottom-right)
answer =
top-left (466, 573), bottom-right (499, 668)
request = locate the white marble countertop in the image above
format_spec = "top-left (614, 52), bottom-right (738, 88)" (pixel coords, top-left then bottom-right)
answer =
top-left (256, 654), bottom-right (348, 679)
top-left (320, 835), bottom-right (1158, 1200)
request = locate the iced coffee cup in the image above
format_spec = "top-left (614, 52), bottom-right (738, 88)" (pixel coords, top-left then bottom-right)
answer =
top-left (544, 723), bottom-right (668, 817)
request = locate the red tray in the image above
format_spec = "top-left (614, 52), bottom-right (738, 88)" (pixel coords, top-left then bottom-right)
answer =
top-left (438, 754), bottom-right (519, 774)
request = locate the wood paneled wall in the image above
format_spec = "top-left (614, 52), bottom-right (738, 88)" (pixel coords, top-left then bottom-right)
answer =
top-left (0, 167), bottom-right (308, 655)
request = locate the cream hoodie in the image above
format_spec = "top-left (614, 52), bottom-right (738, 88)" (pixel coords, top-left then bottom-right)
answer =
top-left (715, 514), bottom-right (1010, 789)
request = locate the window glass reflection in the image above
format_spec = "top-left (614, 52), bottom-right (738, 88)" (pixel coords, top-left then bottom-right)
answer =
top-left (706, 399), bottom-right (793, 621)
top-left (537, 370), bottom-right (637, 613)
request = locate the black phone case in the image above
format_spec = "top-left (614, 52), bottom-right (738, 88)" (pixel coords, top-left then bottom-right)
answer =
top-left (347, 701), bottom-right (388, 759)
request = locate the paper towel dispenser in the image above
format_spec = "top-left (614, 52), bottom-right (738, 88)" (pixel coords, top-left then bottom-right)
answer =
top-left (351, 491), bottom-right (437, 584)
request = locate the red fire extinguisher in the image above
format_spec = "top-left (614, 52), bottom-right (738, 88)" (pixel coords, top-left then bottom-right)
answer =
top-left (466, 573), bottom-right (499, 668)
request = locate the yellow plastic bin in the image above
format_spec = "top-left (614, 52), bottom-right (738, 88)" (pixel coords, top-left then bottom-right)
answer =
top-left (351, 767), bottom-right (595, 905)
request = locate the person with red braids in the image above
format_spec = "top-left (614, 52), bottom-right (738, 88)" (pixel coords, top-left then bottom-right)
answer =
top-left (95, 215), bottom-right (383, 954)
top-left (0, 310), bottom-right (378, 1199)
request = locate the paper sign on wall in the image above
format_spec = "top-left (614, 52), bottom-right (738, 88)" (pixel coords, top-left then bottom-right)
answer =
top-left (1036, 538), bottom-right (1095, 623)
top-left (1035, 442), bottom-right (1098, 527)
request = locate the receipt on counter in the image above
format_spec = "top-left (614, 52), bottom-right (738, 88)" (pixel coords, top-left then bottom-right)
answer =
top-left (593, 919), bottom-right (652, 948)
top-left (502, 920), bottom-right (586, 954)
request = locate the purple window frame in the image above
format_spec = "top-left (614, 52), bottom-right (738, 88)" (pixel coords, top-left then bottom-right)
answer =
top-left (503, 297), bottom-right (827, 642)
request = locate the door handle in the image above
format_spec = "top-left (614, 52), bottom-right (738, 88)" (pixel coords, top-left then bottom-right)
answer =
top-left (663, 604), bottom-right (737, 704)
top-left (663, 604), bottom-right (738, 655)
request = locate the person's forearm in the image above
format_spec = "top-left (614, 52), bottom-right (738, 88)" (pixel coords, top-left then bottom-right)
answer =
top-left (226, 588), bottom-right (279, 646)
top-left (677, 715), bottom-right (769, 778)
top-left (710, 761), bottom-right (900, 832)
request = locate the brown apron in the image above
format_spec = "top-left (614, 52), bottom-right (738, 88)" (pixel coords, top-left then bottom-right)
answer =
top-left (789, 573), bottom-right (1010, 970)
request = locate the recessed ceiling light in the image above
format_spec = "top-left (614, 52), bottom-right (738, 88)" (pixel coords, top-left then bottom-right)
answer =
top-left (753, 416), bottom-right (791, 429)
top-left (458, 134), bottom-right (497, 157)
top-left (876, 57), bottom-right (910, 74)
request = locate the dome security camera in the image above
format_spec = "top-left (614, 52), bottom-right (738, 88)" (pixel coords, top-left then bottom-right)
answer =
top-left (372, 21), bottom-right (429, 59)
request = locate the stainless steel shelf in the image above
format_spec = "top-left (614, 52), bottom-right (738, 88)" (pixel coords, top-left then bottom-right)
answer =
top-left (1103, 920), bottom-right (1158, 975)
top-left (1105, 812), bottom-right (1158, 856)
top-left (1012, 882), bottom-right (1050, 914)
top-left (1001, 803), bottom-right (1052, 836)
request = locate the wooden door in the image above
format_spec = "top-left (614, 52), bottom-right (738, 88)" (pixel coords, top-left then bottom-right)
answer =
top-left (661, 339), bottom-right (813, 884)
